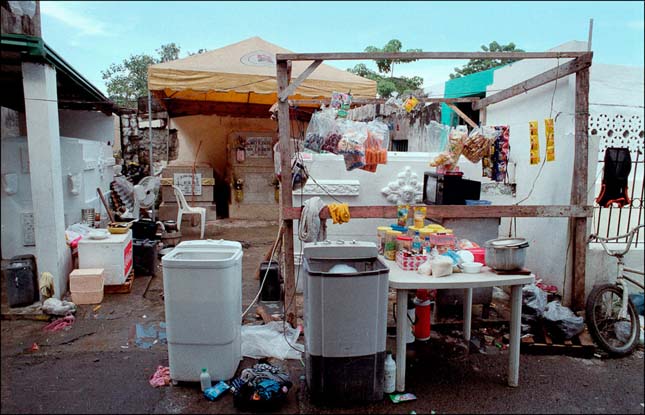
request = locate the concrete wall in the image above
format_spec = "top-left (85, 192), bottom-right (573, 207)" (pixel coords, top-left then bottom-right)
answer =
top-left (58, 110), bottom-right (116, 144)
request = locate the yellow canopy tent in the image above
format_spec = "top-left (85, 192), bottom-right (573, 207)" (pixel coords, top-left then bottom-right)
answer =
top-left (148, 36), bottom-right (377, 106)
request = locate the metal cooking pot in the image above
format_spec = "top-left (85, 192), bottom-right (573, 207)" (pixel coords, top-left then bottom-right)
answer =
top-left (484, 238), bottom-right (529, 271)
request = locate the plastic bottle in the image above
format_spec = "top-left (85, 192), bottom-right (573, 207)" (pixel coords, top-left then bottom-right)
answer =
top-left (200, 368), bottom-right (211, 392)
top-left (423, 236), bottom-right (431, 253)
top-left (383, 351), bottom-right (396, 394)
top-left (412, 231), bottom-right (422, 254)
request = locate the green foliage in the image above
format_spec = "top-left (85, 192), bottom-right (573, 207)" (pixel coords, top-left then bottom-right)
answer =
top-left (348, 40), bottom-right (424, 98)
top-left (450, 41), bottom-right (524, 79)
top-left (102, 43), bottom-right (182, 108)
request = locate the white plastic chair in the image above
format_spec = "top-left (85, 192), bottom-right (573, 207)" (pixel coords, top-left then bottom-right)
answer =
top-left (172, 185), bottom-right (207, 239)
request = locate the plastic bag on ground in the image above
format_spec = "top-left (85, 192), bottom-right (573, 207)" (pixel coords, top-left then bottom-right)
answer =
top-left (522, 283), bottom-right (547, 325)
top-left (543, 300), bottom-right (584, 340)
top-left (241, 321), bottom-right (304, 360)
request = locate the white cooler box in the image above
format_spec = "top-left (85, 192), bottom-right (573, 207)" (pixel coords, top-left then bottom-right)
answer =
top-left (78, 230), bottom-right (133, 285)
top-left (162, 240), bottom-right (243, 382)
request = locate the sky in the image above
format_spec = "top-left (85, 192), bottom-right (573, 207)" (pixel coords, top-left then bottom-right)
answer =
top-left (39, 1), bottom-right (645, 96)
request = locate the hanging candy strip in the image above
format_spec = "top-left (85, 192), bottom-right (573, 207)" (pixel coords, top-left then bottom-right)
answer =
top-left (544, 118), bottom-right (555, 162)
top-left (529, 120), bottom-right (540, 165)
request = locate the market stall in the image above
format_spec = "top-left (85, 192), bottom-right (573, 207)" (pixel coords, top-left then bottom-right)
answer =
top-left (274, 50), bottom-right (593, 324)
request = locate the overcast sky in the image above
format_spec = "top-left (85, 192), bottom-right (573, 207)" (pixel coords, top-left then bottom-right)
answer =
top-left (40, 1), bottom-right (645, 95)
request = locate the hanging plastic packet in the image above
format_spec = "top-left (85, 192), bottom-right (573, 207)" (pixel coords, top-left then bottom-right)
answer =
top-left (397, 204), bottom-right (410, 227)
top-left (403, 96), bottom-right (419, 113)
top-left (430, 125), bottom-right (467, 170)
top-left (304, 111), bottom-right (324, 152)
top-left (529, 120), bottom-right (540, 165)
top-left (462, 126), bottom-right (496, 163)
top-left (494, 126), bottom-right (510, 182)
top-left (545, 118), bottom-right (555, 162)
top-left (331, 92), bottom-right (352, 118)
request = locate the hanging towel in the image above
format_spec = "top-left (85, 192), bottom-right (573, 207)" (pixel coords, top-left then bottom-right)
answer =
top-left (327, 203), bottom-right (351, 224)
top-left (39, 272), bottom-right (54, 299)
top-left (595, 147), bottom-right (632, 208)
top-left (298, 197), bottom-right (327, 242)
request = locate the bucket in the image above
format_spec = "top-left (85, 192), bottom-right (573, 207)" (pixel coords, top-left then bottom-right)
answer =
top-left (466, 248), bottom-right (486, 265)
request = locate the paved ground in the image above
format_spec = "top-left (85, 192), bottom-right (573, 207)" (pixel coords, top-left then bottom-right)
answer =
top-left (2, 220), bottom-right (644, 414)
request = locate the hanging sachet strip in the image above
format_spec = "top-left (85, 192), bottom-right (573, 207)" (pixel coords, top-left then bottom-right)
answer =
top-left (544, 118), bottom-right (555, 162)
top-left (529, 120), bottom-right (540, 165)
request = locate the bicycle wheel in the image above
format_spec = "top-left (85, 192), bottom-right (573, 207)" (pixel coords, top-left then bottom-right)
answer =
top-left (585, 284), bottom-right (640, 356)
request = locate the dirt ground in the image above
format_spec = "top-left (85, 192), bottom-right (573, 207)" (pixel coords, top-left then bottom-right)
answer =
top-left (1, 220), bottom-right (644, 414)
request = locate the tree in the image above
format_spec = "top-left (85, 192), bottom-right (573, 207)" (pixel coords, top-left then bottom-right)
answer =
top-left (347, 40), bottom-right (424, 98)
top-left (450, 41), bottom-right (524, 79)
top-left (102, 43), bottom-right (181, 108)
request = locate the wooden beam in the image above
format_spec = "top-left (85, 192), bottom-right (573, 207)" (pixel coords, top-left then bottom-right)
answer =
top-left (278, 60), bottom-right (322, 101)
top-left (164, 99), bottom-right (273, 118)
top-left (288, 97), bottom-right (480, 107)
top-left (276, 51), bottom-right (590, 62)
top-left (446, 103), bottom-right (478, 128)
top-left (276, 61), bottom-right (297, 327)
top-left (282, 205), bottom-right (593, 220)
top-left (571, 67), bottom-right (590, 311)
top-left (473, 54), bottom-right (592, 110)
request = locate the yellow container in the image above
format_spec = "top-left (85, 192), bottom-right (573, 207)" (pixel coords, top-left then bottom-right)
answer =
top-left (424, 224), bottom-right (445, 232)
top-left (419, 228), bottom-right (434, 239)
top-left (384, 230), bottom-right (402, 260)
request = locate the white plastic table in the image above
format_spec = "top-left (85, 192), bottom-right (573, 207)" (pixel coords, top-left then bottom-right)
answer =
top-left (383, 258), bottom-right (534, 392)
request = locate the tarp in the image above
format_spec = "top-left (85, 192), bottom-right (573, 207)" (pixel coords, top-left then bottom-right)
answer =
top-left (148, 36), bottom-right (377, 105)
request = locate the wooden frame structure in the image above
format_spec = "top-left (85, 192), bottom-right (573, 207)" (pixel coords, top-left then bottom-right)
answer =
top-left (276, 51), bottom-right (593, 323)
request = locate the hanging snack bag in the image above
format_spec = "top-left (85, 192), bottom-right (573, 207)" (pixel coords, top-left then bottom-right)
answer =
top-left (462, 126), bottom-right (498, 163)
top-left (331, 92), bottom-right (352, 118)
top-left (403, 96), bottom-right (419, 113)
top-left (397, 204), bottom-right (410, 227)
top-left (304, 111), bottom-right (324, 152)
top-left (430, 125), bottom-right (467, 170)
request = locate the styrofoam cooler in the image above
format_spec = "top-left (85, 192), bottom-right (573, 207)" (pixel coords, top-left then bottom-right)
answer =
top-left (162, 240), bottom-right (242, 382)
top-left (78, 230), bottom-right (133, 285)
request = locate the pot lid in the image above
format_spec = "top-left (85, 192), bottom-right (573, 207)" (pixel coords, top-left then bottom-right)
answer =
top-left (487, 238), bottom-right (529, 248)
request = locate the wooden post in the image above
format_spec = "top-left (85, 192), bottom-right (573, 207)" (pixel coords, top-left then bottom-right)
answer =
top-left (570, 67), bottom-right (590, 310)
top-left (277, 61), bottom-right (297, 326)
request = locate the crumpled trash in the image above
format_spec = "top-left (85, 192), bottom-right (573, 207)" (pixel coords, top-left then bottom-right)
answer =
top-left (39, 272), bottom-right (55, 300)
top-left (149, 365), bottom-right (170, 387)
top-left (522, 284), bottom-right (547, 325)
top-left (543, 301), bottom-right (584, 340)
top-left (241, 321), bottom-right (303, 360)
top-left (42, 298), bottom-right (76, 316)
top-left (43, 314), bottom-right (75, 332)
top-left (131, 322), bottom-right (166, 349)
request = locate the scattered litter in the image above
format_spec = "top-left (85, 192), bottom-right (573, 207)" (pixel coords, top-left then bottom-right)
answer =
top-left (131, 322), bottom-right (166, 349)
top-left (204, 381), bottom-right (230, 401)
top-left (43, 315), bottom-right (75, 332)
top-left (120, 345), bottom-right (129, 349)
top-left (142, 315), bottom-right (147, 319)
top-left (389, 393), bottom-right (417, 403)
top-left (28, 342), bottom-right (39, 352)
top-left (42, 298), bottom-right (76, 316)
top-left (410, 411), bottom-right (417, 414)
top-left (149, 365), bottom-right (170, 387)
top-left (93, 305), bottom-right (102, 312)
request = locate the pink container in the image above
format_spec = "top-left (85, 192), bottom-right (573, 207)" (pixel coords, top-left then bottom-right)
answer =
top-left (466, 248), bottom-right (486, 265)
top-left (70, 268), bottom-right (104, 305)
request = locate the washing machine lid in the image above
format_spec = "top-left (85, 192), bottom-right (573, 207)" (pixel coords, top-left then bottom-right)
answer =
top-left (303, 240), bottom-right (377, 259)
top-left (176, 239), bottom-right (242, 251)
top-left (162, 248), bottom-right (242, 268)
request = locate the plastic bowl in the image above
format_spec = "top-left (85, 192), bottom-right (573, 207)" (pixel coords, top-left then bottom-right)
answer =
top-left (461, 262), bottom-right (483, 274)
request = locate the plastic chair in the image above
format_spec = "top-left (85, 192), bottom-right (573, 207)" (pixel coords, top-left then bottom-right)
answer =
top-left (172, 185), bottom-right (207, 239)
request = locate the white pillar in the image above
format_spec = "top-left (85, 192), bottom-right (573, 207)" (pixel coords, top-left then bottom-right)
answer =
top-left (22, 61), bottom-right (71, 299)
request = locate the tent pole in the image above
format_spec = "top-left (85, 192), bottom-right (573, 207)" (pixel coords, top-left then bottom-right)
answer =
top-left (148, 88), bottom-right (155, 221)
